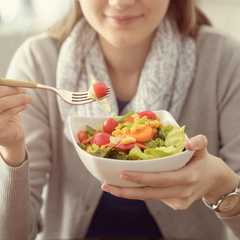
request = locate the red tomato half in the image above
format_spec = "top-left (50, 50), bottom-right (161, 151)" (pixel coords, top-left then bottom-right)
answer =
top-left (114, 142), bottom-right (148, 151)
top-left (91, 132), bottom-right (111, 147)
top-left (103, 118), bottom-right (118, 134)
top-left (139, 111), bottom-right (157, 120)
top-left (78, 130), bottom-right (87, 144)
top-left (93, 82), bottom-right (108, 98)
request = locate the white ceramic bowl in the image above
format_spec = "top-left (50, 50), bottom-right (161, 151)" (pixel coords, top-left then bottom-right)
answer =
top-left (69, 110), bottom-right (195, 187)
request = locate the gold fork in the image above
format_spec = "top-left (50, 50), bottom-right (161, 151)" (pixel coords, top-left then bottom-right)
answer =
top-left (0, 78), bottom-right (111, 105)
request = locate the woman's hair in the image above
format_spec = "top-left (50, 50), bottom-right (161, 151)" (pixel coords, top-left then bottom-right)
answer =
top-left (48, 0), bottom-right (211, 42)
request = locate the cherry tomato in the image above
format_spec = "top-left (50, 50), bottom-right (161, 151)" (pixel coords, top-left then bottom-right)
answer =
top-left (103, 118), bottom-right (118, 134)
top-left (91, 132), bottom-right (111, 147)
top-left (78, 130), bottom-right (87, 144)
top-left (93, 82), bottom-right (108, 98)
top-left (139, 111), bottom-right (157, 120)
top-left (114, 142), bottom-right (147, 151)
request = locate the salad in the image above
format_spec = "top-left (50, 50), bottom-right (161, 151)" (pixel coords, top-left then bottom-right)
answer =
top-left (76, 110), bottom-right (187, 161)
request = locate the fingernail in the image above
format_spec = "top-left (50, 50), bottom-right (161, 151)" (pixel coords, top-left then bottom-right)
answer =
top-left (188, 139), bottom-right (198, 148)
top-left (121, 174), bottom-right (130, 181)
top-left (22, 88), bottom-right (26, 94)
top-left (102, 185), bottom-right (111, 193)
top-left (26, 95), bottom-right (32, 103)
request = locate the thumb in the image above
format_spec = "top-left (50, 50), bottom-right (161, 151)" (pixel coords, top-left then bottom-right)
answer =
top-left (184, 134), bottom-right (208, 158)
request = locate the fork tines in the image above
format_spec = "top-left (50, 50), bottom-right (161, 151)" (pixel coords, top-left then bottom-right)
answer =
top-left (72, 88), bottom-right (111, 102)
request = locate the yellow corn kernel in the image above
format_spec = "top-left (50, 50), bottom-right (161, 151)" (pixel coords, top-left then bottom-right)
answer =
top-left (131, 127), bottom-right (137, 133)
top-left (133, 115), bottom-right (138, 119)
top-left (122, 127), bottom-right (130, 134)
top-left (140, 124), bottom-right (146, 129)
top-left (150, 121), bottom-right (155, 127)
top-left (121, 134), bottom-right (126, 138)
top-left (115, 129), bottom-right (121, 135)
top-left (130, 137), bottom-right (136, 143)
top-left (154, 121), bottom-right (161, 128)
top-left (122, 138), bottom-right (131, 144)
top-left (135, 124), bottom-right (141, 130)
top-left (156, 114), bottom-right (160, 121)
top-left (100, 146), bottom-right (106, 151)
top-left (115, 124), bottom-right (122, 130)
top-left (112, 130), bottom-right (117, 136)
top-left (145, 121), bottom-right (150, 126)
top-left (117, 134), bottom-right (123, 138)
top-left (134, 117), bottom-right (140, 123)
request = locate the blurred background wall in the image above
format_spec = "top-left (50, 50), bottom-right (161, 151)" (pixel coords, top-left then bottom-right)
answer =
top-left (0, 0), bottom-right (240, 77)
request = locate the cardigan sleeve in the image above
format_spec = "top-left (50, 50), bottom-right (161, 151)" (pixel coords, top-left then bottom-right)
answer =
top-left (215, 31), bottom-right (240, 239)
top-left (0, 37), bottom-right (52, 240)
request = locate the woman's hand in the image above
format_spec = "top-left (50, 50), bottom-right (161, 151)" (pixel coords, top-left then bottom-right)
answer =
top-left (102, 135), bottom-right (240, 216)
top-left (0, 86), bottom-right (32, 167)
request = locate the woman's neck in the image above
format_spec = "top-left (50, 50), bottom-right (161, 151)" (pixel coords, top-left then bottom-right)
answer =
top-left (98, 32), bottom-right (155, 101)
top-left (99, 32), bottom-right (155, 79)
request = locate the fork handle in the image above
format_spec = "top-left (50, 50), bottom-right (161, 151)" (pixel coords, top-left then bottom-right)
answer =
top-left (0, 78), bottom-right (38, 88)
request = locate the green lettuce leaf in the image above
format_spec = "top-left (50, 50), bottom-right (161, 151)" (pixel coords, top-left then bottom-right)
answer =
top-left (128, 146), bottom-right (153, 160)
top-left (165, 126), bottom-right (186, 153)
top-left (144, 146), bottom-right (179, 158)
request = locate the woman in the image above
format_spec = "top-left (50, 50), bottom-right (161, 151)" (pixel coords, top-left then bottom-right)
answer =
top-left (0, 0), bottom-right (240, 239)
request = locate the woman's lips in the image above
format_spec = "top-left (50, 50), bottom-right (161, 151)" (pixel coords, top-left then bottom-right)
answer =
top-left (106, 15), bottom-right (142, 26)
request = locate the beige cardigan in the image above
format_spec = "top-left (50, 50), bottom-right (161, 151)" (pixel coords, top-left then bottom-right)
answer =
top-left (0, 26), bottom-right (240, 240)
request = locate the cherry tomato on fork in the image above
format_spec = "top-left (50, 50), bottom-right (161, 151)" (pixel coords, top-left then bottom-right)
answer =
top-left (93, 82), bottom-right (108, 98)
top-left (91, 132), bottom-right (111, 147)
top-left (103, 118), bottom-right (118, 134)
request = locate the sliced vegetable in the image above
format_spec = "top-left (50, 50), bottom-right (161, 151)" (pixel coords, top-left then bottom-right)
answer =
top-left (126, 126), bottom-right (153, 142)
top-left (152, 127), bottom-right (158, 136)
top-left (91, 132), bottom-right (111, 147)
top-left (86, 125), bottom-right (97, 137)
top-left (121, 116), bottom-right (134, 124)
top-left (114, 142), bottom-right (148, 151)
top-left (103, 118), bottom-right (118, 134)
top-left (77, 142), bottom-right (87, 150)
top-left (132, 116), bottom-right (147, 127)
top-left (117, 110), bottom-right (135, 123)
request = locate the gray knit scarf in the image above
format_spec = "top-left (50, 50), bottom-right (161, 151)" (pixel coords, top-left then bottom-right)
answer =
top-left (56, 17), bottom-right (196, 143)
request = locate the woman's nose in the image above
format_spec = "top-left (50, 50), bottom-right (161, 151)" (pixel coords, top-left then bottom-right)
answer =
top-left (108, 0), bottom-right (135, 10)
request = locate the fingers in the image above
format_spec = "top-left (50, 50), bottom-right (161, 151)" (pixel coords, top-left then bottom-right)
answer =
top-left (0, 94), bottom-right (31, 115)
top-left (119, 168), bottom-right (197, 188)
top-left (0, 86), bottom-right (26, 98)
top-left (101, 183), bottom-right (192, 201)
top-left (184, 134), bottom-right (208, 158)
top-left (0, 86), bottom-right (31, 128)
top-left (184, 134), bottom-right (208, 151)
top-left (0, 104), bottom-right (29, 129)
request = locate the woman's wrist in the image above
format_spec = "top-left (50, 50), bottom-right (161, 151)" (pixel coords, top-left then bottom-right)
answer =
top-left (0, 140), bottom-right (26, 167)
top-left (203, 154), bottom-right (240, 217)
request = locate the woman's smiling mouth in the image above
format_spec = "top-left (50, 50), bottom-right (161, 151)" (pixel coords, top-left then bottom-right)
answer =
top-left (106, 15), bottom-right (142, 26)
